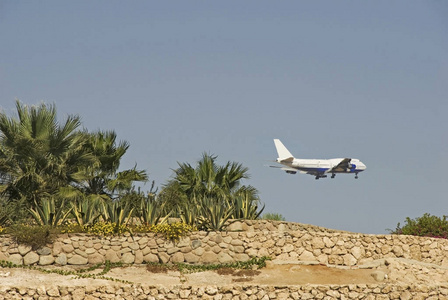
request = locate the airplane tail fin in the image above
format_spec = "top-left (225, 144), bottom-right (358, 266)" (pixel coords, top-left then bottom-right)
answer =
top-left (274, 139), bottom-right (294, 162)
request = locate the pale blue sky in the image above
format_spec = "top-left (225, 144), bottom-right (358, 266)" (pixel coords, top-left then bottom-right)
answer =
top-left (1, 1), bottom-right (447, 234)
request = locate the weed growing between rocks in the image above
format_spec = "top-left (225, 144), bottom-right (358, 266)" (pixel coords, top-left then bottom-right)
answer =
top-left (145, 256), bottom-right (271, 275)
top-left (7, 224), bottom-right (54, 250)
top-left (0, 257), bottom-right (270, 285)
top-left (0, 260), bottom-right (132, 284)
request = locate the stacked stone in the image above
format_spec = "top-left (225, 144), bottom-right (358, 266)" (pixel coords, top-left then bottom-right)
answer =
top-left (386, 258), bottom-right (448, 286)
top-left (241, 231), bottom-right (448, 267)
top-left (231, 219), bottom-right (348, 234)
top-left (0, 283), bottom-right (447, 299)
top-left (1, 221), bottom-right (448, 267)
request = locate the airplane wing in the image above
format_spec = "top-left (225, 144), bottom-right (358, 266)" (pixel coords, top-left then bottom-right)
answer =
top-left (269, 165), bottom-right (299, 174)
top-left (278, 156), bottom-right (294, 163)
top-left (330, 158), bottom-right (352, 172)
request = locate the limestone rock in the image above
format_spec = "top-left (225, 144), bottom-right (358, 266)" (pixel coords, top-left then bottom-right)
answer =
top-left (138, 237), bottom-right (149, 246)
top-left (201, 251), bottom-right (218, 264)
top-left (47, 287), bottom-right (60, 297)
top-left (74, 249), bottom-right (88, 258)
top-left (55, 253), bottom-right (67, 265)
top-left (299, 250), bottom-right (316, 262)
top-left (8, 254), bottom-right (23, 265)
top-left (143, 253), bottom-right (159, 263)
top-left (217, 252), bottom-right (233, 264)
top-left (158, 252), bottom-right (171, 264)
top-left (343, 254), bottom-right (357, 266)
top-left (233, 253), bottom-right (250, 262)
top-left (371, 270), bottom-right (387, 282)
top-left (88, 253), bottom-right (104, 264)
top-left (18, 245), bottom-right (32, 256)
top-left (323, 236), bottom-right (335, 248)
top-left (85, 248), bottom-right (96, 255)
top-left (105, 249), bottom-right (120, 263)
top-left (37, 247), bottom-right (52, 255)
top-left (67, 254), bottom-right (88, 265)
top-left (170, 252), bottom-right (184, 263)
top-left (184, 253), bottom-right (199, 263)
top-left (39, 255), bottom-right (55, 266)
top-left (62, 244), bottom-right (75, 253)
top-left (23, 251), bottom-right (39, 265)
top-left (227, 222), bottom-right (243, 232)
top-left (0, 252), bottom-right (8, 261)
top-left (392, 245), bottom-right (404, 257)
top-left (311, 237), bottom-right (325, 249)
top-left (52, 242), bottom-right (63, 256)
top-left (121, 252), bottom-right (135, 264)
top-left (134, 250), bottom-right (143, 264)
top-left (351, 246), bottom-right (364, 259)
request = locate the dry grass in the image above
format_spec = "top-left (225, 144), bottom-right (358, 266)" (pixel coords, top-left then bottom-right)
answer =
top-left (146, 264), bottom-right (170, 273)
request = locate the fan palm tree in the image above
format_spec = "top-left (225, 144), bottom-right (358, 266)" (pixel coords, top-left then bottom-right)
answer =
top-left (0, 100), bottom-right (94, 210)
top-left (166, 153), bottom-right (262, 225)
top-left (174, 153), bottom-right (253, 200)
top-left (71, 130), bottom-right (148, 202)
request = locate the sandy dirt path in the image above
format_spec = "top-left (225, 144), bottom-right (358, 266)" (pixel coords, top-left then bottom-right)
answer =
top-left (0, 262), bottom-right (383, 288)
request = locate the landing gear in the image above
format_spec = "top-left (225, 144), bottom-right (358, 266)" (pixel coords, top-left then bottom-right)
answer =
top-left (355, 173), bottom-right (359, 179)
top-left (331, 174), bottom-right (336, 179)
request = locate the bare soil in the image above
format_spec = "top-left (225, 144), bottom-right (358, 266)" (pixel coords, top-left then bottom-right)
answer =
top-left (0, 262), bottom-right (382, 288)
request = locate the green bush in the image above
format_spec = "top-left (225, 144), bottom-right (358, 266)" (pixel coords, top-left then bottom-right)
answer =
top-left (262, 213), bottom-right (286, 221)
top-left (391, 213), bottom-right (448, 239)
top-left (58, 221), bottom-right (197, 239)
top-left (7, 224), bottom-right (54, 250)
top-left (150, 222), bottom-right (197, 241)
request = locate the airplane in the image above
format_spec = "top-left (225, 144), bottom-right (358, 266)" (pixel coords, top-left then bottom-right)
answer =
top-left (271, 139), bottom-right (366, 180)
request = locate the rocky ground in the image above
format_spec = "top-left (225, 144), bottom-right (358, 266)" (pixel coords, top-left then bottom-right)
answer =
top-left (1, 258), bottom-right (447, 288)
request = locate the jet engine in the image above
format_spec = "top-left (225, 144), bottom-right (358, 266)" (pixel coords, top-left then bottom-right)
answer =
top-left (349, 164), bottom-right (356, 172)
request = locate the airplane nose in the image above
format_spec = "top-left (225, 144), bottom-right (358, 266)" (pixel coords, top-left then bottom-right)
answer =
top-left (359, 162), bottom-right (366, 170)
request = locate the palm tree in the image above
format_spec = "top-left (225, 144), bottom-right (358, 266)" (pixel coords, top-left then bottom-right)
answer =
top-left (71, 130), bottom-right (148, 202)
top-left (0, 100), bottom-right (94, 211)
top-left (174, 153), bottom-right (253, 200)
top-left (165, 153), bottom-right (263, 225)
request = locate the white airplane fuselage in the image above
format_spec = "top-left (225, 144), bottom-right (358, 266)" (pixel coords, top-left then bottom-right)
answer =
top-left (272, 139), bottom-right (366, 179)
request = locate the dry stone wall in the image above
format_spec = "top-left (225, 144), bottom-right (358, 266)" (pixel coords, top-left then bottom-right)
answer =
top-left (1, 220), bottom-right (448, 299)
top-left (1, 220), bottom-right (448, 267)
top-left (1, 283), bottom-right (447, 299)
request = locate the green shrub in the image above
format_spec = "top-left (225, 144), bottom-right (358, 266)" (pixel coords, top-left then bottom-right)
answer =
top-left (59, 221), bottom-right (197, 239)
top-left (262, 213), bottom-right (286, 221)
top-left (7, 224), bottom-right (54, 250)
top-left (150, 222), bottom-right (196, 241)
top-left (86, 221), bottom-right (129, 235)
top-left (391, 213), bottom-right (448, 239)
top-left (60, 222), bottom-right (129, 236)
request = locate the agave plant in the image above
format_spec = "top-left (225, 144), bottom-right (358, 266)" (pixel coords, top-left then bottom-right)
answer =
top-left (100, 201), bottom-right (134, 232)
top-left (199, 196), bottom-right (234, 231)
top-left (177, 199), bottom-right (203, 227)
top-left (28, 198), bottom-right (72, 227)
top-left (139, 196), bottom-right (170, 226)
top-left (71, 197), bottom-right (102, 226)
top-left (231, 188), bottom-right (265, 220)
